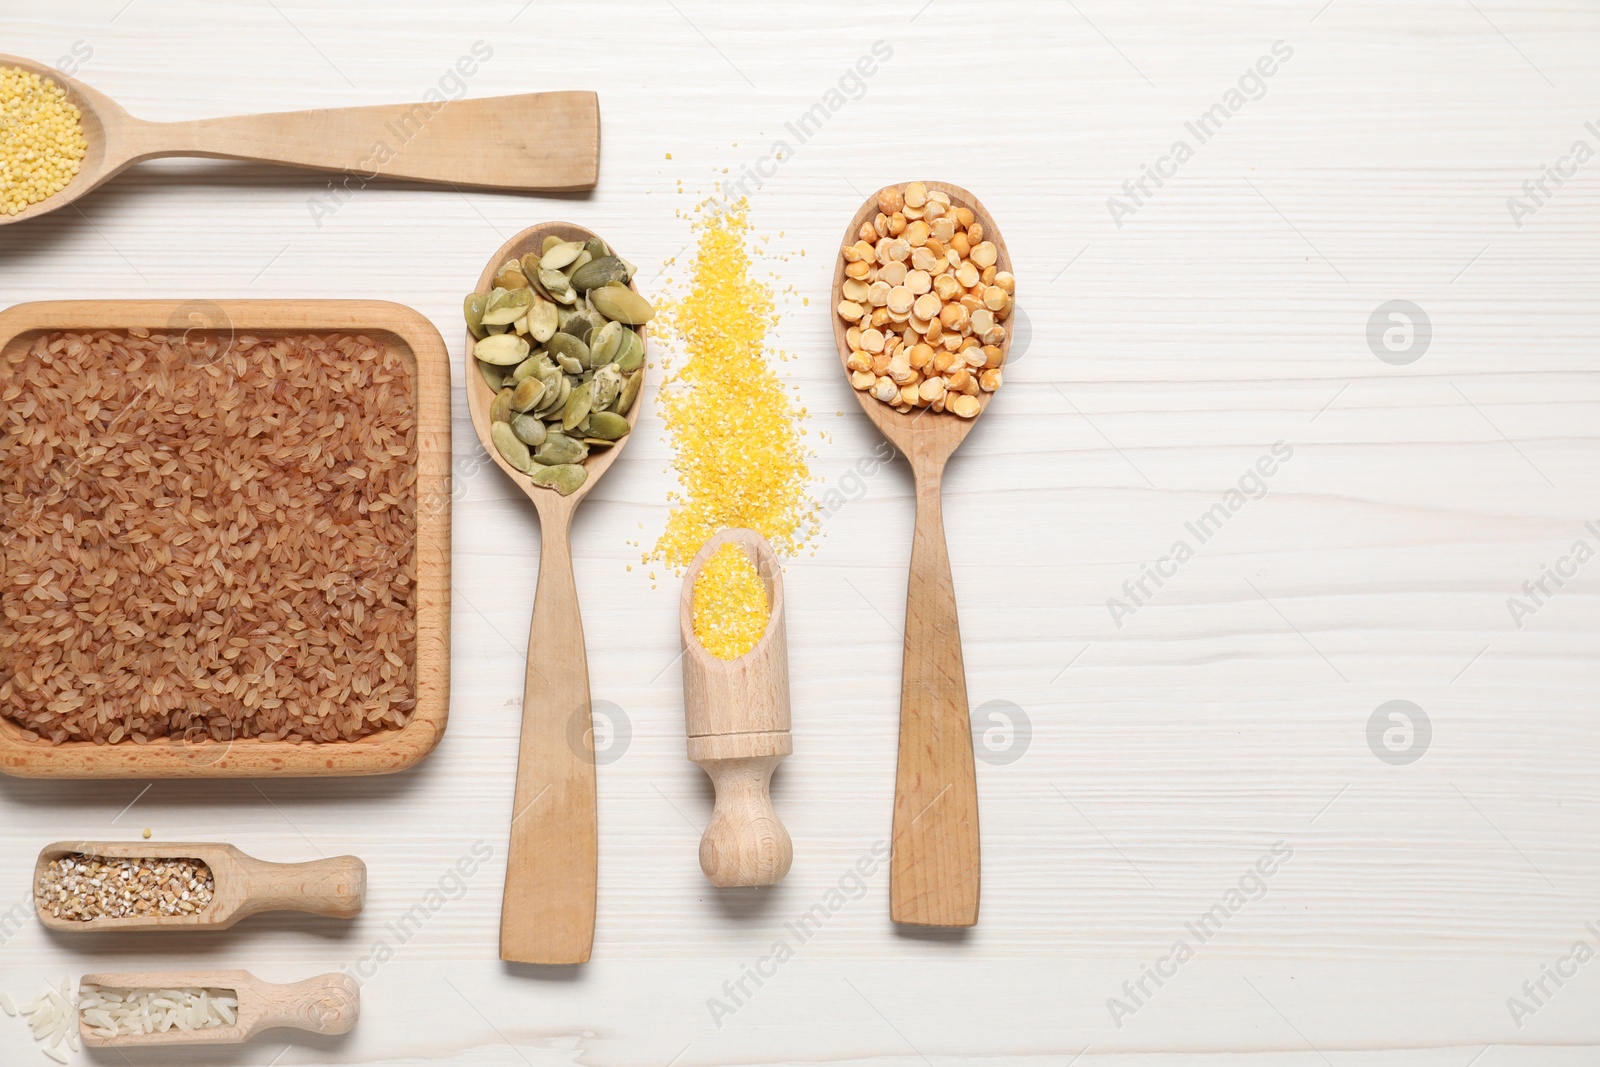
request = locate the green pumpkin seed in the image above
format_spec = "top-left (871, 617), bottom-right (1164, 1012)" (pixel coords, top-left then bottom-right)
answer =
top-left (494, 260), bottom-right (529, 290)
top-left (587, 410), bottom-right (631, 440)
top-left (590, 283), bottom-right (655, 325)
top-left (583, 237), bottom-right (609, 260)
top-left (510, 413), bottom-right (548, 447)
top-left (570, 255), bottom-right (631, 292)
top-left (482, 287), bottom-right (533, 326)
top-left (547, 332), bottom-right (590, 366)
top-left (540, 241), bottom-right (584, 271)
top-left (614, 328), bottom-right (643, 373)
top-left (464, 293), bottom-right (489, 339)
top-left (510, 354), bottom-right (540, 383)
top-left (479, 361), bottom-right (505, 391)
top-left (531, 463), bottom-right (587, 496)
top-left (510, 377), bottom-right (546, 412)
top-left (534, 432), bottom-right (588, 466)
top-left (492, 388), bottom-right (517, 424)
top-left (562, 381), bottom-right (594, 431)
top-left (474, 333), bottom-right (531, 366)
top-left (525, 297), bottom-right (559, 343)
top-left (583, 437), bottom-right (616, 448)
top-left (491, 422), bottom-right (535, 472)
top-left (589, 320), bottom-right (624, 366)
top-left (541, 234), bottom-right (564, 255)
top-left (615, 369), bottom-right (643, 414)
top-left (533, 375), bottom-right (571, 419)
top-left (590, 364), bottom-right (622, 409)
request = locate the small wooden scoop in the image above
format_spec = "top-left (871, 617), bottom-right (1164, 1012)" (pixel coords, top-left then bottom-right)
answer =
top-left (78, 970), bottom-right (358, 1047)
top-left (34, 842), bottom-right (365, 931)
top-left (679, 529), bottom-right (793, 887)
top-left (0, 52), bottom-right (599, 227)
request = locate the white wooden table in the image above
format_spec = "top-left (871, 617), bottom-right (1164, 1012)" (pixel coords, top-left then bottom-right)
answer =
top-left (3, 1), bottom-right (1599, 1063)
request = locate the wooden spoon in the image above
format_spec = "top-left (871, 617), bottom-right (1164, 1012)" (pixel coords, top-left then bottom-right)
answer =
top-left (467, 225), bottom-right (647, 964)
top-left (830, 182), bottom-right (1012, 927)
top-left (679, 529), bottom-right (793, 888)
top-left (0, 52), bottom-right (598, 228)
top-left (33, 841), bottom-right (365, 932)
top-left (77, 969), bottom-right (358, 1047)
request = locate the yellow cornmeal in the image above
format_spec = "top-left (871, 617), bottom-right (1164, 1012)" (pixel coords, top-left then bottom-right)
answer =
top-left (650, 201), bottom-right (817, 569)
top-left (0, 66), bottom-right (88, 216)
top-left (692, 542), bottom-right (769, 660)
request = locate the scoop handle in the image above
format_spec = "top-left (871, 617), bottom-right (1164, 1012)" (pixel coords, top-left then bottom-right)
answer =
top-left (235, 855), bottom-right (366, 920)
top-left (889, 466), bottom-right (980, 926)
top-left (249, 973), bottom-right (359, 1038)
top-left (119, 92), bottom-right (598, 192)
top-left (691, 744), bottom-right (793, 887)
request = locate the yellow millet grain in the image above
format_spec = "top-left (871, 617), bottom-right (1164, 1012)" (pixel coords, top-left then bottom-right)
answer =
top-left (0, 66), bottom-right (88, 216)
top-left (651, 202), bottom-right (817, 568)
top-left (692, 542), bottom-right (769, 660)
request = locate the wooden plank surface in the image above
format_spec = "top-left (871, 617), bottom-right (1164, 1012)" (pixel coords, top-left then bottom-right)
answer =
top-left (2, 1), bottom-right (1598, 1063)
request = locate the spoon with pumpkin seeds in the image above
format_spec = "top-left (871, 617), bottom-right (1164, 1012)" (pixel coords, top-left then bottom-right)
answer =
top-left (464, 224), bottom-right (651, 965)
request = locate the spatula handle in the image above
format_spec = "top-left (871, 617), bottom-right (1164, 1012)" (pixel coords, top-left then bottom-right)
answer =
top-left (250, 973), bottom-right (359, 1037)
top-left (235, 855), bottom-right (366, 920)
top-left (889, 469), bottom-right (980, 926)
top-left (122, 92), bottom-right (599, 192)
top-left (500, 510), bottom-right (597, 964)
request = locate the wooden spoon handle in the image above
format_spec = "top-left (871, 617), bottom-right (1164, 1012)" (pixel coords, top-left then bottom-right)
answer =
top-left (889, 470), bottom-right (981, 926)
top-left (248, 973), bottom-right (359, 1038)
top-left (121, 92), bottom-right (598, 192)
top-left (233, 855), bottom-right (366, 920)
top-left (500, 509), bottom-right (597, 964)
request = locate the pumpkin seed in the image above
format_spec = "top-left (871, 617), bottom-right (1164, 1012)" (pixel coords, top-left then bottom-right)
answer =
top-left (547, 332), bottom-right (590, 367)
top-left (562, 380), bottom-right (594, 431)
top-left (589, 320), bottom-right (624, 366)
top-left (614, 328), bottom-right (643, 373)
top-left (590, 283), bottom-right (655, 325)
top-left (510, 413), bottom-right (548, 447)
top-left (490, 387), bottom-right (514, 425)
top-left (587, 410), bottom-right (631, 440)
top-left (510, 354), bottom-right (541, 383)
top-left (531, 463), bottom-right (587, 496)
top-left (583, 237), bottom-right (609, 260)
top-left (534, 432), bottom-right (588, 466)
top-left (482, 287), bottom-right (533, 326)
top-left (479, 361), bottom-right (505, 391)
top-left (615, 369), bottom-right (643, 413)
top-left (474, 333), bottom-right (531, 365)
top-left (541, 234), bottom-right (564, 255)
top-left (525, 297), bottom-right (559, 343)
top-left (583, 437), bottom-right (616, 448)
top-left (494, 259), bottom-right (529, 290)
top-left (590, 363), bottom-right (623, 410)
top-left (510, 377), bottom-right (546, 412)
top-left (570, 255), bottom-right (631, 292)
top-left (540, 241), bottom-right (584, 271)
top-left (491, 422), bottom-right (535, 472)
top-left (464, 293), bottom-right (489, 339)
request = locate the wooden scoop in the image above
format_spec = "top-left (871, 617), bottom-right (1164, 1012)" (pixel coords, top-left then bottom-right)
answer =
top-left (679, 529), bottom-right (793, 888)
top-left (830, 182), bottom-right (1013, 927)
top-left (77, 969), bottom-right (358, 1047)
top-left (466, 225), bottom-right (648, 964)
top-left (0, 52), bottom-right (598, 227)
top-left (33, 842), bottom-right (365, 931)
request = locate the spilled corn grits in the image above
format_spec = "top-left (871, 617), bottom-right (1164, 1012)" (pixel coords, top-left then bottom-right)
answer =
top-left (692, 543), bottom-right (769, 660)
top-left (0, 66), bottom-right (88, 216)
top-left (650, 201), bottom-right (816, 569)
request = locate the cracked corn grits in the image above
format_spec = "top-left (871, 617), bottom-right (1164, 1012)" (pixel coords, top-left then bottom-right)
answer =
top-left (650, 202), bottom-right (817, 569)
top-left (0, 66), bottom-right (88, 216)
top-left (692, 542), bottom-right (769, 660)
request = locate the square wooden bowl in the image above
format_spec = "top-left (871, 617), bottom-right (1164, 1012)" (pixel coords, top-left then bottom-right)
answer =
top-left (0, 300), bottom-right (450, 777)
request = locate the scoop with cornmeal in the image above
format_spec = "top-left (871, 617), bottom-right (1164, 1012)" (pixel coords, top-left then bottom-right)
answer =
top-left (691, 542), bottom-right (769, 660)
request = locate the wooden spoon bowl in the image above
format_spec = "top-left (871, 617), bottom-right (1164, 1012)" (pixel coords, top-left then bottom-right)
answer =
top-left (33, 841), bottom-right (365, 932)
top-left (466, 224), bottom-right (648, 965)
top-left (0, 52), bottom-right (598, 228)
top-left (78, 969), bottom-right (358, 1047)
top-left (830, 182), bottom-right (1014, 927)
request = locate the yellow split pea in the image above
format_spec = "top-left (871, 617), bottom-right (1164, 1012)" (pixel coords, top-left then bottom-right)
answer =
top-left (0, 66), bottom-right (88, 216)
top-left (692, 542), bottom-right (769, 661)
